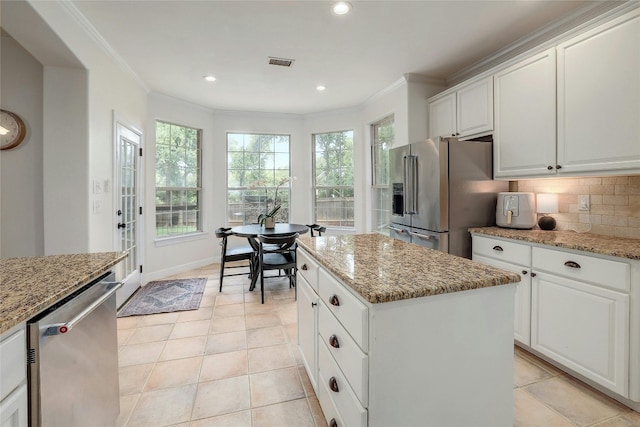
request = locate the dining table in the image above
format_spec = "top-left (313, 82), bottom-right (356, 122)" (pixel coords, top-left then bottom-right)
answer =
top-left (230, 223), bottom-right (309, 290)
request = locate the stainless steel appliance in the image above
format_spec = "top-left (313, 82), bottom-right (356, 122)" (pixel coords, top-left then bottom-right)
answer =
top-left (27, 273), bottom-right (122, 427)
top-left (388, 137), bottom-right (507, 258)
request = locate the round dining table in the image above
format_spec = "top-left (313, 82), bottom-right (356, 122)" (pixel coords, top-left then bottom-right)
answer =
top-left (229, 223), bottom-right (309, 291)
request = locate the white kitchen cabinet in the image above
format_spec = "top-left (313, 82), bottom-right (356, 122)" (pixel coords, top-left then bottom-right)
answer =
top-left (0, 325), bottom-right (27, 427)
top-left (493, 48), bottom-right (557, 178)
top-left (472, 235), bottom-right (532, 346)
top-left (297, 252), bottom-right (320, 391)
top-left (428, 76), bottom-right (493, 140)
top-left (557, 8), bottom-right (640, 175)
top-left (299, 247), bottom-right (515, 427)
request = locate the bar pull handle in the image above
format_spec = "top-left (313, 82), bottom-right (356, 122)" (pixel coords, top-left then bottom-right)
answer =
top-left (403, 155), bottom-right (409, 215)
top-left (492, 245), bottom-right (504, 252)
top-left (564, 261), bottom-right (581, 269)
top-left (45, 281), bottom-right (122, 335)
top-left (387, 225), bottom-right (406, 234)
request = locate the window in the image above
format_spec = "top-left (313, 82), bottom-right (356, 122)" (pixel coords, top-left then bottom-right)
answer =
top-left (155, 121), bottom-right (202, 237)
top-left (227, 133), bottom-right (291, 226)
top-left (313, 130), bottom-right (354, 228)
top-left (371, 116), bottom-right (394, 232)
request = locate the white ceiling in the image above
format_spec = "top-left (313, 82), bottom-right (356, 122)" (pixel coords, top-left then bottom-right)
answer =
top-left (70, 0), bottom-right (598, 115)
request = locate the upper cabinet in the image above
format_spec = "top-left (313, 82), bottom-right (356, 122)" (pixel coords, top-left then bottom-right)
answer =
top-left (428, 76), bottom-right (493, 140)
top-left (493, 8), bottom-right (640, 179)
top-left (494, 48), bottom-right (557, 178)
top-left (556, 9), bottom-right (640, 175)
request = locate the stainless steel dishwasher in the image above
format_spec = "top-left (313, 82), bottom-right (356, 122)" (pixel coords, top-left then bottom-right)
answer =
top-left (27, 272), bottom-right (122, 427)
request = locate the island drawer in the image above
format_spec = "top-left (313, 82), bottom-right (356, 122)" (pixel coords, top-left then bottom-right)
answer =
top-left (319, 302), bottom-right (368, 406)
top-left (318, 268), bottom-right (368, 352)
top-left (0, 327), bottom-right (26, 401)
top-left (297, 249), bottom-right (320, 292)
top-left (318, 340), bottom-right (368, 427)
top-left (532, 247), bottom-right (630, 292)
top-left (472, 235), bottom-right (531, 266)
top-left (316, 376), bottom-right (346, 427)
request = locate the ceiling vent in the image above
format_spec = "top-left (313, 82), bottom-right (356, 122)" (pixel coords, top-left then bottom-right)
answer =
top-left (268, 57), bottom-right (295, 67)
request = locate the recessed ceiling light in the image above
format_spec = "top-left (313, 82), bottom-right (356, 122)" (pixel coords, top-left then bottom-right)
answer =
top-left (203, 75), bottom-right (216, 82)
top-left (316, 85), bottom-right (326, 91)
top-left (332, 1), bottom-right (352, 15)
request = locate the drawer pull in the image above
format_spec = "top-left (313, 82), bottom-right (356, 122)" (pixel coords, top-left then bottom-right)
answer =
top-left (329, 376), bottom-right (339, 393)
top-left (301, 264), bottom-right (308, 271)
top-left (564, 261), bottom-right (581, 269)
top-left (329, 295), bottom-right (340, 306)
top-left (329, 419), bottom-right (338, 427)
top-left (522, 270), bottom-right (528, 275)
top-left (329, 334), bottom-right (340, 348)
top-left (492, 245), bottom-right (504, 252)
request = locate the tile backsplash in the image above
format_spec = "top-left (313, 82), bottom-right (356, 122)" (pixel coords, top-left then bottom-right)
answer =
top-left (515, 175), bottom-right (640, 239)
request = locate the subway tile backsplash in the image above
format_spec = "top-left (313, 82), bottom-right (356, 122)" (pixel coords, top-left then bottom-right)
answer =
top-left (515, 175), bottom-right (640, 239)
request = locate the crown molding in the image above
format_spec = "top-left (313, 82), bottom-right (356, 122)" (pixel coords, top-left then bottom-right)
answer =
top-left (59, 0), bottom-right (150, 93)
top-left (447, 0), bottom-right (634, 86)
top-left (403, 73), bottom-right (446, 86)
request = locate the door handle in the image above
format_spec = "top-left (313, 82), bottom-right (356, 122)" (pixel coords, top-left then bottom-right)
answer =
top-left (44, 282), bottom-right (122, 335)
top-left (117, 223), bottom-right (126, 229)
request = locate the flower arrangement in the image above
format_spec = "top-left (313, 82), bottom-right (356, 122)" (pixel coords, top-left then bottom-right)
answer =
top-left (251, 176), bottom-right (295, 227)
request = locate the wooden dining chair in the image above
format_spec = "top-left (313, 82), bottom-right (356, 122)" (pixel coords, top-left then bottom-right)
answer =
top-left (256, 233), bottom-right (299, 304)
top-left (305, 223), bottom-right (327, 237)
top-left (215, 227), bottom-right (255, 291)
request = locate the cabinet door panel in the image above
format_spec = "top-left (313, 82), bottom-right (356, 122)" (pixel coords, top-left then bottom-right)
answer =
top-left (428, 93), bottom-right (456, 140)
top-left (298, 276), bottom-right (318, 391)
top-left (0, 384), bottom-right (28, 427)
top-left (531, 273), bottom-right (629, 396)
top-left (494, 48), bottom-right (557, 178)
top-left (457, 77), bottom-right (493, 138)
top-left (557, 9), bottom-right (640, 174)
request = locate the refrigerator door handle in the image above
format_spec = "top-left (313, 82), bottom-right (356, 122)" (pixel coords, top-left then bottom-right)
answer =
top-left (403, 155), bottom-right (409, 214)
top-left (387, 225), bottom-right (406, 234)
top-left (409, 231), bottom-right (435, 240)
top-left (406, 155), bottom-right (418, 214)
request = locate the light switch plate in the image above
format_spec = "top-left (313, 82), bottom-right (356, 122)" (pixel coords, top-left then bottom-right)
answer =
top-left (93, 179), bottom-right (103, 194)
top-left (93, 199), bottom-right (102, 214)
top-left (578, 195), bottom-right (590, 211)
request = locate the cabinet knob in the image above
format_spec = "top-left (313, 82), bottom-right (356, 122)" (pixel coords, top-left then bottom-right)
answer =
top-left (117, 223), bottom-right (126, 229)
top-left (301, 264), bottom-right (308, 271)
top-left (547, 165), bottom-right (553, 170)
top-left (311, 302), bottom-right (317, 307)
top-left (329, 295), bottom-right (340, 306)
top-left (492, 245), bottom-right (503, 252)
top-left (329, 376), bottom-right (339, 393)
top-left (329, 334), bottom-right (340, 349)
top-left (564, 261), bottom-right (581, 269)
top-left (531, 272), bottom-right (537, 278)
top-left (456, 132), bottom-right (460, 136)
top-left (451, 133), bottom-right (456, 137)
top-left (522, 270), bottom-right (528, 275)
top-left (329, 419), bottom-right (338, 427)
top-left (556, 165), bottom-right (562, 169)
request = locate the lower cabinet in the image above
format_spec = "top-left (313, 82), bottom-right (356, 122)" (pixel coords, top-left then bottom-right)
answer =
top-left (0, 325), bottom-right (28, 427)
top-left (297, 276), bottom-right (319, 390)
top-left (472, 233), bottom-right (638, 402)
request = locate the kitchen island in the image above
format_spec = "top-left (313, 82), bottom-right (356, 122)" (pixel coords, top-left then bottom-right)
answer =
top-left (295, 233), bottom-right (520, 427)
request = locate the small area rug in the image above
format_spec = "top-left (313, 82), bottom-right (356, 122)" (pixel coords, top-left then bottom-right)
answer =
top-left (117, 277), bottom-right (207, 317)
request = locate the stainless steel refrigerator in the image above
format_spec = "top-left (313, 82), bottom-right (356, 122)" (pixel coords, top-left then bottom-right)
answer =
top-left (388, 137), bottom-right (507, 258)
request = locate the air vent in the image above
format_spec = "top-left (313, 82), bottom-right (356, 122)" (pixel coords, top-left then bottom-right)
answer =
top-left (268, 57), bottom-right (295, 67)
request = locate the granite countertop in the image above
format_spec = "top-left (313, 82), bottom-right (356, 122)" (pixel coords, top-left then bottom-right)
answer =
top-left (296, 233), bottom-right (520, 304)
top-left (469, 227), bottom-right (640, 260)
top-left (0, 252), bottom-right (128, 335)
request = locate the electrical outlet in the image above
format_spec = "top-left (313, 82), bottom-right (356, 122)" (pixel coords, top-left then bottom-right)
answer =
top-left (93, 199), bottom-right (102, 214)
top-left (578, 195), bottom-right (590, 211)
top-left (93, 179), bottom-right (103, 194)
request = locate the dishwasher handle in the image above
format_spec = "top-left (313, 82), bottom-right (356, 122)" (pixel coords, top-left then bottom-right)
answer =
top-left (46, 281), bottom-right (122, 335)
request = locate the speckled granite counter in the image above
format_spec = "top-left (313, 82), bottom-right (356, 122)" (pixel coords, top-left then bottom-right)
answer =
top-left (469, 227), bottom-right (640, 260)
top-left (0, 252), bottom-right (128, 334)
top-left (296, 233), bottom-right (520, 304)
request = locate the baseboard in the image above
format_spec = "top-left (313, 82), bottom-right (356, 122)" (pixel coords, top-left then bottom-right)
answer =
top-left (142, 256), bottom-right (218, 284)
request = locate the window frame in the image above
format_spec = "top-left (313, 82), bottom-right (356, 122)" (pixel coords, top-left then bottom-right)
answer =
top-left (312, 129), bottom-right (355, 229)
top-left (154, 120), bottom-right (203, 240)
top-left (226, 132), bottom-right (292, 226)
top-left (371, 115), bottom-right (394, 233)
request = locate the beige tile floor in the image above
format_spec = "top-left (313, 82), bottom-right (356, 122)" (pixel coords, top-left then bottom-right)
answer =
top-left (116, 264), bottom-right (640, 427)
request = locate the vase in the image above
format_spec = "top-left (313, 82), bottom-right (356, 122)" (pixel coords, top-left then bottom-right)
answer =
top-left (264, 217), bottom-right (276, 229)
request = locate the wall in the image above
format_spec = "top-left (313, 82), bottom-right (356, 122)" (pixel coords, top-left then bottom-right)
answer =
top-left (517, 175), bottom-right (640, 239)
top-left (0, 35), bottom-right (44, 257)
